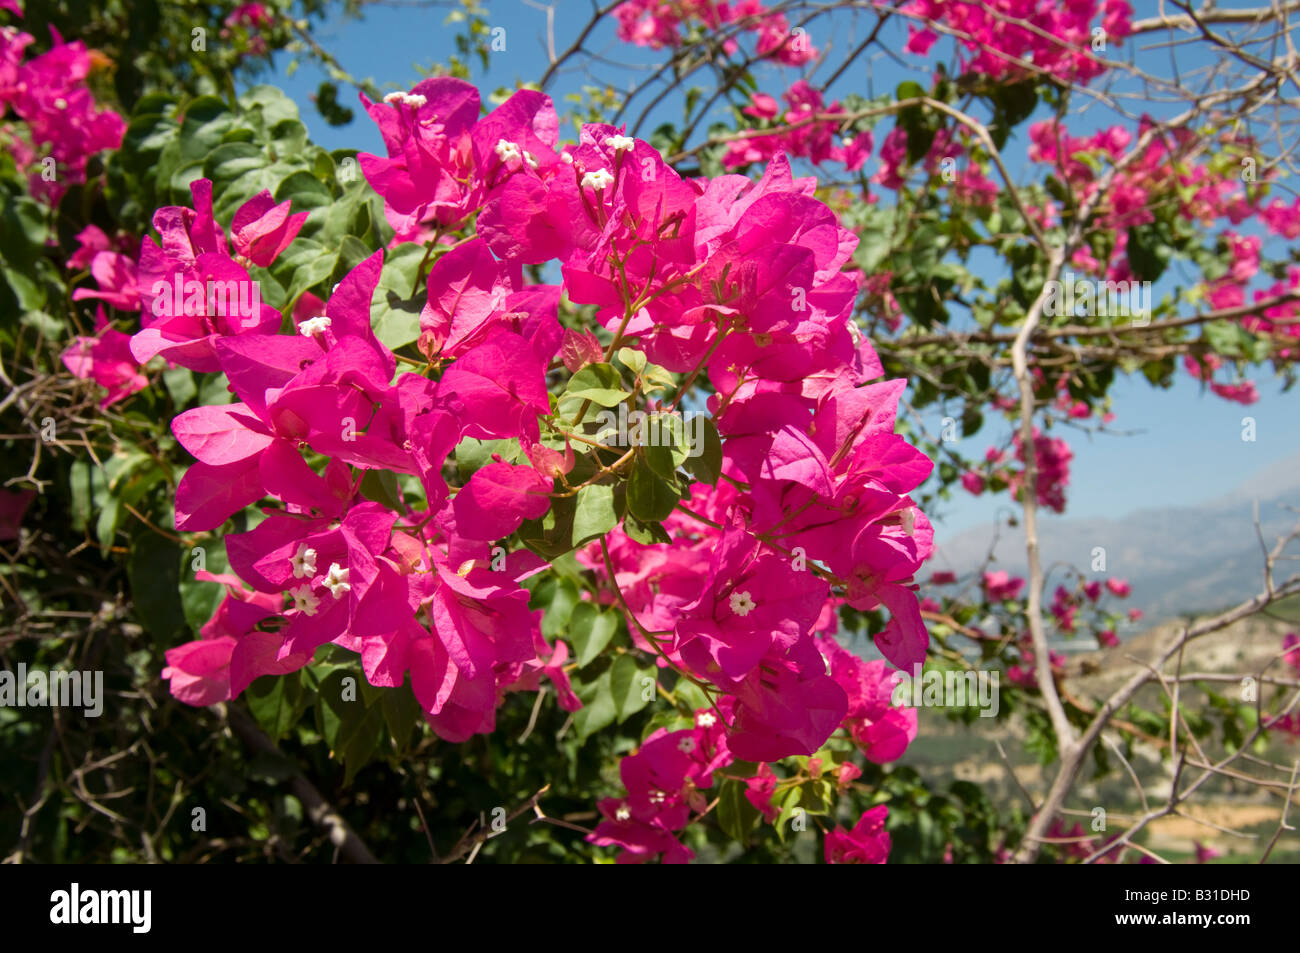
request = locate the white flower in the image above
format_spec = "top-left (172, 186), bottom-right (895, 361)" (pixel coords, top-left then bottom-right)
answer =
top-left (677, 736), bottom-right (696, 754)
top-left (383, 91), bottom-right (426, 107)
top-left (298, 315), bottom-right (332, 336)
top-left (494, 138), bottom-right (522, 163)
top-left (696, 711), bottom-right (717, 729)
top-left (55, 97), bottom-right (68, 110)
top-left (290, 543), bottom-right (318, 579)
top-left (729, 590), bottom-right (756, 617)
top-left (559, 151), bottom-right (573, 164)
top-left (324, 562), bottom-right (351, 599)
top-left (615, 805), bottom-right (631, 821)
top-left (899, 507), bottom-right (915, 536)
top-left (289, 586), bottom-right (320, 616)
top-left (581, 168), bottom-right (615, 191)
top-left (603, 134), bottom-right (635, 153)
top-left (523, 151), bottom-right (538, 169)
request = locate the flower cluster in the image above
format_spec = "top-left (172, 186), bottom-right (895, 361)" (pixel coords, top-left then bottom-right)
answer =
top-left (0, 12), bottom-right (125, 205)
top-left (219, 3), bottom-right (277, 57)
top-left (591, 647), bottom-right (912, 863)
top-left (588, 710), bottom-right (732, 863)
top-left (136, 80), bottom-right (938, 817)
top-left (1026, 118), bottom-right (1300, 399)
top-left (1269, 633), bottom-right (1300, 737)
top-left (58, 181), bottom-right (308, 403)
top-left (723, 83), bottom-right (868, 170)
top-left (824, 804), bottom-right (890, 863)
top-left (898, 0), bottom-right (1134, 85)
top-left (963, 429), bottom-right (1072, 513)
top-left (614, 0), bottom-right (817, 66)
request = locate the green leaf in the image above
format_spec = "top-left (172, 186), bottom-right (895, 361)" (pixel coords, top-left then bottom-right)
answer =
top-left (247, 671), bottom-right (305, 741)
top-left (568, 602), bottom-right (619, 668)
top-left (338, 705), bottom-right (383, 785)
top-left (627, 456), bottom-right (679, 522)
top-left (989, 82), bottom-right (1038, 149)
top-left (539, 576), bottom-right (580, 641)
top-left (682, 414), bottom-right (722, 485)
top-left (616, 347), bottom-right (646, 376)
top-left (274, 170), bottom-right (333, 210)
top-left (622, 515), bottom-right (672, 545)
top-left (518, 492), bottom-right (576, 559)
top-left (359, 469), bottom-right (404, 512)
top-left (314, 668), bottom-right (378, 780)
top-left (1126, 223), bottom-right (1173, 283)
top-left (163, 366), bottom-right (196, 407)
top-left (179, 95), bottom-right (233, 163)
top-left (774, 786), bottom-right (804, 843)
top-left (455, 437), bottom-right (524, 480)
top-left (565, 363), bottom-right (631, 407)
top-left (179, 541), bottom-right (230, 633)
top-left (128, 532), bottom-right (186, 645)
top-left (68, 460), bottom-right (94, 532)
top-left (372, 243), bottom-right (427, 349)
top-left (573, 668), bottom-right (617, 740)
top-left (610, 654), bottom-right (653, 722)
top-left (572, 483), bottom-right (616, 545)
top-left (717, 779), bottom-right (760, 842)
top-left (240, 85), bottom-right (304, 128)
top-left (380, 684), bottom-right (422, 755)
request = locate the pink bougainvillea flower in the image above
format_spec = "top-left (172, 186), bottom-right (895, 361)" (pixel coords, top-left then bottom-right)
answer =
top-left (726, 645), bottom-right (849, 761)
top-left (824, 804), bottom-right (890, 864)
top-left (357, 77), bottom-right (483, 229)
top-left (1282, 633), bottom-right (1300, 675)
top-left (71, 249), bottom-right (140, 312)
top-left (230, 190), bottom-right (308, 267)
top-left (437, 327), bottom-right (550, 443)
top-left (588, 798), bottom-right (695, 864)
top-left (983, 571), bottom-right (1025, 602)
top-left (61, 307), bottom-right (148, 408)
top-left (452, 459), bottom-right (552, 540)
top-left (161, 637), bottom-right (237, 706)
top-left (131, 180), bottom-right (285, 372)
top-left (1194, 842), bottom-right (1222, 863)
top-left (744, 763), bottom-right (781, 822)
top-left (818, 634), bottom-right (917, 763)
top-left (0, 488), bottom-right (35, 540)
top-left (675, 518), bottom-right (828, 681)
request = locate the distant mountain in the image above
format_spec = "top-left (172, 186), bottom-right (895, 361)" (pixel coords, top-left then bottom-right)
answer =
top-left (929, 451), bottom-right (1300, 624)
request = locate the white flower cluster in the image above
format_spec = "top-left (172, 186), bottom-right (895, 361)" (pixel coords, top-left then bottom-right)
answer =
top-left (298, 315), bottom-right (332, 336)
top-left (383, 91), bottom-right (428, 108)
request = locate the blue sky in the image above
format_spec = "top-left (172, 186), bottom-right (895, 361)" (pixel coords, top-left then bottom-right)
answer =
top-left (244, 2), bottom-right (1300, 537)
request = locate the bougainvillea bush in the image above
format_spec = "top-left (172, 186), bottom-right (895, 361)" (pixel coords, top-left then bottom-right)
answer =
top-left (3, 0), bottom-right (1300, 864)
